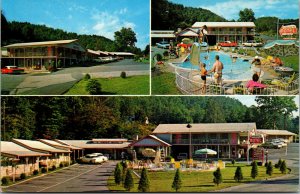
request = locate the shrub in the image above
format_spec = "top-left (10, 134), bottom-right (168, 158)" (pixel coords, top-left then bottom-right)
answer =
top-left (1, 176), bottom-right (10, 185)
top-left (114, 163), bottom-right (122, 185)
top-left (64, 162), bottom-right (70, 167)
top-left (172, 168), bottom-right (182, 192)
top-left (280, 160), bottom-right (287, 174)
top-left (266, 161), bottom-right (273, 176)
top-left (251, 160), bottom-right (258, 179)
top-left (59, 163), bottom-right (64, 168)
top-left (41, 167), bottom-right (47, 173)
top-left (231, 159), bottom-right (236, 166)
top-left (124, 169), bottom-right (134, 191)
top-left (33, 170), bottom-right (39, 175)
top-left (138, 168), bottom-right (150, 192)
top-left (163, 51), bottom-right (169, 58)
top-left (86, 79), bottom-right (102, 95)
top-left (276, 159), bottom-right (283, 168)
top-left (84, 74), bottom-right (91, 80)
top-left (155, 53), bottom-right (163, 61)
top-left (120, 71), bottom-right (126, 78)
top-left (234, 166), bottom-right (243, 182)
top-left (20, 173), bottom-right (26, 180)
top-left (213, 167), bottom-right (222, 186)
top-left (51, 165), bottom-right (56, 171)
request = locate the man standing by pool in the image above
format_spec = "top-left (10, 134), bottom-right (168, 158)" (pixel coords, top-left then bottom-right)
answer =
top-left (211, 55), bottom-right (224, 85)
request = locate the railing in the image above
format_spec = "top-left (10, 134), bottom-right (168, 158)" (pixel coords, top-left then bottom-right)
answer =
top-left (175, 67), bottom-right (299, 95)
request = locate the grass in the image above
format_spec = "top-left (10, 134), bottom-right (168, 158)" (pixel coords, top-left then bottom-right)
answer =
top-left (108, 163), bottom-right (285, 192)
top-left (281, 55), bottom-right (299, 71)
top-left (65, 75), bottom-right (150, 95)
top-left (151, 72), bottom-right (181, 95)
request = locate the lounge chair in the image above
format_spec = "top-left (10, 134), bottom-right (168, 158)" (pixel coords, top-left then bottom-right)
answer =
top-left (271, 72), bottom-right (297, 91)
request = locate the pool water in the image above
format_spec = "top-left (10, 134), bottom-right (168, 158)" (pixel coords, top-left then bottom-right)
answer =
top-left (179, 51), bottom-right (259, 80)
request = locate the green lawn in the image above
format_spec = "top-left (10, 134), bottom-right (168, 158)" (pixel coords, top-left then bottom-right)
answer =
top-left (281, 55), bottom-right (299, 71)
top-left (65, 75), bottom-right (150, 95)
top-left (151, 72), bottom-right (181, 95)
top-left (108, 163), bottom-right (285, 192)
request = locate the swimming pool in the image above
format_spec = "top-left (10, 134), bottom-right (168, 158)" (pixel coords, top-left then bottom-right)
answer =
top-left (177, 51), bottom-right (261, 80)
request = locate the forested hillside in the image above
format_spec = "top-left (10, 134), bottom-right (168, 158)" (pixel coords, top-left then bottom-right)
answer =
top-left (1, 96), bottom-right (298, 141)
top-left (151, 0), bottom-right (227, 30)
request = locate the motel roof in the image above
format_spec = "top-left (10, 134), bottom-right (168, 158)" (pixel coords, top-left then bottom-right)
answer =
top-left (192, 22), bottom-right (255, 28)
top-left (58, 140), bottom-right (131, 149)
top-left (109, 52), bottom-right (135, 56)
top-left (151, 30), bottom-right (176, 38)
top-left (176, 28), bottom-right (199, 37)
top-left (38, 139), bottom-right (82, 150)
top-left (13, 139), bottom-right (71, 153)
top-left (1, 141), bottom-right (51, 158)
top-left (152, 123), bottom-right (257, 134)
top-left (3, 39), bottom-right (86, 52)
top-left (129, 135), bottom-right (171, 147)
top-left (257, 129), bottom-right (297, 136)
top-left (91, 138), bottom-right (128, 143)
top-left (87, 49), bottom-right (110, 56)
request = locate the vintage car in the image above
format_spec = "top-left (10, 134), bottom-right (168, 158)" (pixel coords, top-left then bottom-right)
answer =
top-left (242, 40), bottom-right (263, 47)
top-left (156, 41), bottom-right (170, 49)
top-left (81, 153), bottom-right (108, 164)
top-left (217, 41), bottom-right (238, 47)
top-left (1, 66), bottom-right (25, 74)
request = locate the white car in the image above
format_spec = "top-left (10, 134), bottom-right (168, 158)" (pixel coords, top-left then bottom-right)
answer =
top-left (270, 141), bottom-right (283, 148)
top-left (81, 153), bottom-right (108, 164)
top-left (272, 139), bottom-right (287, 147)
top-left (242, 40), bottom-right (263, 47)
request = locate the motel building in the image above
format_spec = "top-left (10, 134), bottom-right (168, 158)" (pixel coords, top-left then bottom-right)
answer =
top-left (2, 39), bottom-right (86, 71)
top-left (151, 30), bottom-right (176, 45)
top-left (148, 123), bottom-right (296, 160)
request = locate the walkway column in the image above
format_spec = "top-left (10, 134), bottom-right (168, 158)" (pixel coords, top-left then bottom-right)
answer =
top-left (217, 145), bottom-right (220, 159)
top-left (46, 156), bottom-right (49, 172)
top-left (25, 157), bottom-right (29, 175)
top-left (68, 153), bottom-right (71, 166)
top-left (228, 145), bottom-right (231, 159)
top-left (73, 150), bottom-right (75, 161)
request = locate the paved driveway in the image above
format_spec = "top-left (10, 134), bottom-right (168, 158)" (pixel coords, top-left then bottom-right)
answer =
top-left (1, 59), bottom-right (149, 95)
top-left (3, 161), bottom-right (117, 193)
top-left (216, 143), bottom-right (299, 192)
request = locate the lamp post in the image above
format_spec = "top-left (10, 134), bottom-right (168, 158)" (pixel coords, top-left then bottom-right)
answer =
top-left (187, 123), bottom-right (192, 159)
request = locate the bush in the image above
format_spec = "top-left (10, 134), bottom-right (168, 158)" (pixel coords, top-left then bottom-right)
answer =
top-left (51, 165), bottom-right (56, 171)
top-left (266, 161), bottom-right (273, 176)
top-left (231, 159), bottom-right (236, 166)
top-left (20, 173), bottom-right (26, 180)
top-left (1, 176), bottom-right (10, 185)
top-left (234, 166), bottom-right (243, 182)
top-left (276, 159), bottom-right (283, 168)
top-left (59, 163), bottom-right (64, 168)
top-left (155, 53), bottom-right (163, 61)
top-left (41, 167), bottom-right (47, 173)
top-left (86, 79), bottom-right (102, 95)
top-left (114, 163), bottom-right (122, 185)
top-left (33, 170), bottom-right (39, 175)
top-left (120, 71), bottom-right (126, 78)
top-left (251, 161), bottom-right (258, 179)
top-left (124, 169), bottom-right (134, 191)
top-left (138, 168), bottom-right (150, 192)
top-left (213, 167), bottom-right (222, 186)
top-left (280, 160), bottom-right (287, 174)
top-left (172, 168), bottom-right (182, 192)
top-left (84, 74), bottom-right (91, 80)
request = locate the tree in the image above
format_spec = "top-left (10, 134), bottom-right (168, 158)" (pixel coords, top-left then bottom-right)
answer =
top-left (172, 168), bottom-right (182, 192)
top-left (213, 167), bottom-right (222, 186)
top-left (275, 158), bottom-right (283, 168)
top-left (143, 45), bottom-right (150, 56)
top-left (138, 168), bottom-right (150, 192)
top-left (234, 166), bottom-right (243, 182)
top-left (204, 98), bottom-right (226, 123)
top-left (238, 8), bottom-right (255, 22)
top-left (251, 161), bottom-right (258, 179)
top-left (114, 163), bottom-right (122, 185)
top-left (266, 161), bottom-right (273, 176)
top-left (124, 169), bottom-right (134, 191)
top-left (280, 160), bottom-right (287, 174)
top-left (86, 79), bottom-right (102, 95)
top-left (114, 27), bottom-right (137, 51)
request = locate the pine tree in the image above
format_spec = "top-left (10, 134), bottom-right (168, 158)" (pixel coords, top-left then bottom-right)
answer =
top-left (124, 169), bottom-right (134, 191)
top-left (114, 163), bottom-right (122, 185)
top-left (280, 160), bottom-right (287, 174)
top-left (251, 160), bottom-right (258, 179)
top-left (276, 159), bottom-right (283, 168)
top-left (234, 166), bottom-right (243, 182)
top-left (213, 167), bottom-right (222, 186)
top-left (266, 161), bottom-right (273, 176)
top-left (172, 168), bottom-right (182, 192)
top-left (138, 168), bottom-right (150, 192)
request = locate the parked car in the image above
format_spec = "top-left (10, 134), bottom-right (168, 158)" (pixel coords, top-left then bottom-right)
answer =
top-left (1, 66), bottom-right (24, 74)
top-left (81, 153), bottom-right (108, 164)
top-left (156, 41), bottom-right (170, 49)
top-left (242, 40), bottom-right (263, 47)
top-left (272, 139), bottom-right (287, 147)
top-left (217, 41), bottom-right (237, 47)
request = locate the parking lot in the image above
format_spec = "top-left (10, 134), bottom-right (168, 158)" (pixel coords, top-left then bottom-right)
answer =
top-left (3, 161), bottom-right (117, 193)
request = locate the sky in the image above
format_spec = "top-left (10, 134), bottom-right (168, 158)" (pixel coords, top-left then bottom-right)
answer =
top-left (2, 0), bottom-right (150, 49)
top-left (169, 0), bottom-right (299, 20)
top-left (230, 96), bottom-right (299, 117)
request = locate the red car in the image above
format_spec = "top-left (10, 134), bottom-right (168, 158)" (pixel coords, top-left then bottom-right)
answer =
top-left (1, 66), bottom-right (25, 74)
top-left (217, 41), bottom-right (237, 47)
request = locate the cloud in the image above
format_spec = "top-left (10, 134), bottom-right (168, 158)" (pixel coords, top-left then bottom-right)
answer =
top-left (91, 11), bottom-right (136, 40)
top-left (68, 5), bottom-right (87, 13)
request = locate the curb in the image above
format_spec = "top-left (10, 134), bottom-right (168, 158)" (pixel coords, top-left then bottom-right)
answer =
top-left (1, 163), bottom-right (79, 189)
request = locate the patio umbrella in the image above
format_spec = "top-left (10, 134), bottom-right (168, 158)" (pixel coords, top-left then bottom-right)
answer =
top-left (195, 148), bottom-right (217, 155)
top-left (263, 40), bottom-right (299, 57)
top-left (142, 148), bottom-right (156, 157)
